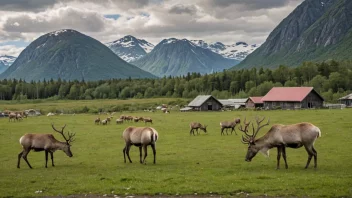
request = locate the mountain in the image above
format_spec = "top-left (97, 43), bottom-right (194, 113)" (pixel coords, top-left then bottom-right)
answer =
top-left (106, 35), bottom-right (154, 62)
top-left (0, 30), bottom-right (155, 81)
top-left (131, 38), bottom-right (239, 77)
top-left (0, 55), bottom-right (16, 74)
top-left (236, 0), bottom-right (352, 69)
top-left (191, 40), bottom-right (259, 60)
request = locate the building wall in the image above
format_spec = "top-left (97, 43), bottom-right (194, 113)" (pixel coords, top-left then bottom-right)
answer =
top-left (301, 91), bottom-right (324, 108)
top-left (341, 99), bottom-right (352, 106)
top-left (246, 100), bottom-right (255, 108)
top-left (198, 97), bottom-right (222, 111)
top-left (263, 91), bottom-right (323, 110)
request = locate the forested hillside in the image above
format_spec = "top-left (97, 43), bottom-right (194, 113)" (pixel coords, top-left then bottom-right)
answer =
top-left (0, 60), bottom-right (351, 103)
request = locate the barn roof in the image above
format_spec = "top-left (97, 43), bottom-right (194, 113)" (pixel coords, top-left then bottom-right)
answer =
top-left (339, 93), bottom-right (352, 100)
top-left (261, 87), bottom-right (324, 102)
top-left (188, 95), bottom-right (222, 107)
top-left (247, 97), bottom-right (263, 104)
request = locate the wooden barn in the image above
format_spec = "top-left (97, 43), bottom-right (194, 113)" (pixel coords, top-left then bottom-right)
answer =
top-left (188, 95), bottom-right (223, 111)
top-left (261, 87), bottom-right (324, 110)
top-left (245, 97), bottom-right (264, 109)
top-left (339, 93), bottom-right (352, 107)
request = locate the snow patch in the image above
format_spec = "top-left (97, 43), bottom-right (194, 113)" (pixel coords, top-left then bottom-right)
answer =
top-left (49, 29), bottom-right (68, 36)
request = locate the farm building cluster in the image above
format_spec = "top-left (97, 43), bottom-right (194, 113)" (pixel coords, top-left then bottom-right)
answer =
top-left (180, 87), bottom-right (347, 111)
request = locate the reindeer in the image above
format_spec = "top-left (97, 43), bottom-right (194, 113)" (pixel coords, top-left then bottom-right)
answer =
top-left (106, 117), bottom-right (111, 124)
top-left (116, 118), bottom-right (123, 124)
top-left (101, 119), bottom-right (108, 125)
top-left (16, 113), bottom-right (23, 121)
top-left (220, 118), bottom-right (241, 135)
top-left (238, 116), bottom-right (321, 169)
top-left (143, 117), bottom-right (153, 124)
top-left (17, 124), bottom-right (75, 169)
top-left (9, 112), bottom-right (17, 122)
top-left (94, 117), bottom-right (101, 125)
top-left (189, 122), bottom-right (207, 135)
top-left (122, 127), bottom-right (159, 164)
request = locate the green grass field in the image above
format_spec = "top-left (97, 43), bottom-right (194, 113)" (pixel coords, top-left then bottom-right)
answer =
top-left (0, 100), bottom-right (352, 197)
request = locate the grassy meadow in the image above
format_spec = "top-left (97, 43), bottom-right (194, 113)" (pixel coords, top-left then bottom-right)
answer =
top-left (0, 99), bottom-right (352, 197)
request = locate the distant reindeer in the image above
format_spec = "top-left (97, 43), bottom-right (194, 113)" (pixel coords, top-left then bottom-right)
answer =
top-left (17, 124), bottom-right (75, 169)
top-left (9, 112), bottom-right (17, 122)
top-left (220, 118), bottom-right (241, 135)
top-left (122, 127), bottom-right (159, 164)
top-left (143, 117), bottom-right (153, 124)
top-left (106, 117), bottom-right (111, 124)
top-left (94, 117), bottom-right (101, 125)
top-left (16, 113), bottom-right (23, 121)
top-left (238, 116), bottom-right (321, 169)
top-left (116, 118), bottom-right (123, 124)
top-left (189, 122), bottom-right (207, 135)
top-left (101, 119), bottom-right (108, 125)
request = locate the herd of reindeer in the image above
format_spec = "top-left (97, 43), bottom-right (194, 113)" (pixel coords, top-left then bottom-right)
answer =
top-left (12, 111), bottom-right (321, 170)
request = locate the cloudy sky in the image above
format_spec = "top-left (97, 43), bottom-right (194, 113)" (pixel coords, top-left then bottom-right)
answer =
top-left (0, 0), bottom-right (304, 57)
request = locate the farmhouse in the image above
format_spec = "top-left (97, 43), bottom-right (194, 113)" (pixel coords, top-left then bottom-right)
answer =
top-left (261, 87), bottom-right (324, 110)
top-left (339, 93), bottom-right (352, 107)
top-left (188, 95), bottom-right (223, 111)
top-left (245, 97), bottom-right (264, 109)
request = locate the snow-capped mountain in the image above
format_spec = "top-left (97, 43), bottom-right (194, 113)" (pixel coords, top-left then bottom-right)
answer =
top-left (106, 35), bottom-right (154, 62)
top-left (190, 40), bottom-right (259, 61)
top-left (131, 38), bottom-right (239, 77)
top-left (0, 55), bottom-right (17, 74)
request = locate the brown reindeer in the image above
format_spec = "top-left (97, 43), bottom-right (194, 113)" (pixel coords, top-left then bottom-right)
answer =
top-left (189, 122), bottom-right (207, 135)
top-left (238, 116), bottom-right (321, 169)
top-left (122, 127), bottom-right (159, 164)
top-left (9, 112), bottom-right (17, 122)
top-left (106, 117), bottom-right (112, 124)
top-left (94, 117), bottom-right (101, 125)
top-left (143, 117), bottom-right (153, 124)
top-left (17, 124), bottom-right (75, 169)
top-left (220, 118), bottom-right (241, 135)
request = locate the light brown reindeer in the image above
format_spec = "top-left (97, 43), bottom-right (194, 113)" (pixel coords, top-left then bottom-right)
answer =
top-left (238, 116), bottom-right (321, 169)
top-left (122, 127), bottom-right (159, 164)
top-left (220, 118), bottom-right (241, 135)
top-left (9, 112), bottom-right (17, 122)
top-left (116, 118), bottom-right (123, 124)
top-left (17, 124), bottom-right (75, 169)
top-left (94, 117), bottom-right (101, 125)
top-left (189, 122), bottom-right (207, 135)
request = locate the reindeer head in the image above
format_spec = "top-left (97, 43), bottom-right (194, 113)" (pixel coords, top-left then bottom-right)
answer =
top-left (201, 125), bottom-right (208, 133)
top-left (238, 116), bottom-right (269, 162)
top-left (51, 124), bottom-right (75, 157)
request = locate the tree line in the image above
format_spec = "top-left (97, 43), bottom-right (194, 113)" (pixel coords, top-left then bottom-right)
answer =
top-left (0, 60), bottom-right (351, 103)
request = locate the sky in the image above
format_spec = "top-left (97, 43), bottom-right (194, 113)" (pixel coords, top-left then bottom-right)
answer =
top-left (0, 0), bottom-right (304, 57)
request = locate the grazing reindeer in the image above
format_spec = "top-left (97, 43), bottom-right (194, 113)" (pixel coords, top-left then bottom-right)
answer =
top-left (143, 117), bottom-right (153, 124)
top-left (238, 116), bottom-right (321, 169)
top-left (94, 117), bottom-right (101, 125)
top-left (122, 127), bottom-right (159, 164)
top-left (106, 117), bottom-right (111, 124)
top-left (9, 112), bottom-right (17, 122)
top-left (189, 122), bottom-right (207, 135)
top-left (116, 118), bottom-right (123, 124)
top-left (220, 118), bottom-right (241, 135)
top-left (17, 124), bottom-right (75, 169)
top-left (101, 119), bottom-right (108, 125)
top-left (16, 113), bottom-right (23, 121)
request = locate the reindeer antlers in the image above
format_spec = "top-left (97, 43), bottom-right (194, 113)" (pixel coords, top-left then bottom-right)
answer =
top-left (51, 123), bottom-right (75, 144)
top-left (238, 116), bottom-right (270, 144)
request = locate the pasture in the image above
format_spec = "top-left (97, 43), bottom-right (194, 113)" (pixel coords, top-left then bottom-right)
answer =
top-left (0, 102), bottom-right (352, 197)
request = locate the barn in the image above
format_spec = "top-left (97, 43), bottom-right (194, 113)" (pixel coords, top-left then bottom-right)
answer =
top-left (245, 97), bottom-right (264, 109)
top-left (188, 95), bottom-right (223, 111)
top-left (339, 93), bottom-right (352, 107)
top-left (261, 87), bottom-right (324, 110)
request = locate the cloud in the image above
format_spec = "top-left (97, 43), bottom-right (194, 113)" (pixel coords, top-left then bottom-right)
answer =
top-left (0, 0), bottom-right (57, 12)
top-left (169, 4), bottom-right (197, 15)
top-left (0, 45), bottom-right (25, 56)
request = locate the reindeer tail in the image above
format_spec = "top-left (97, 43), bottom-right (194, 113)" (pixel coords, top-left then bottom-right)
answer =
top-left (150, 128), bottom-right (158, 143)
top-left (316, 126), bottom-right (321, 138)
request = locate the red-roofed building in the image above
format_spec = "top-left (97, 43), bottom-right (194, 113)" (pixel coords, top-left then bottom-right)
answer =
top-left (245, 97), bottom-right (264, 109)
top-left (261, 87), bottom-right (324, 109)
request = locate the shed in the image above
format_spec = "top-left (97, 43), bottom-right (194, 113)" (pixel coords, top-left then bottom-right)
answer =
top-left (261, 87), bottom-right (324, 110)
top-left (339, 93), bottom-right (352, 107)
top-left (219, 98), bottom-right (247, 110)
top-left (188, 95), bottom-right (223, 111)
top-left (245, 97), bottom-right (264, 109)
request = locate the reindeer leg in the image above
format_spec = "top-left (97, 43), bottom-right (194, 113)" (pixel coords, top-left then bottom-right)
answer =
top-left (126, 144), bottom-right (133, 163)
top-left (151, 144), bottom-right (156, 164)
top-left (312, 147), bottom-right (318, 169)
top-left (45, 150), bottom-right (49, 168)
top-left (50, 151), bottom-right (55, 167)
top-left (304, 145), bottom-right (314, 169)
top-left (231, 127), bottom-right (234, 135)
top-left (282, 146), bottom-right (288, 169)
top-left (142, 145), bottom-right (148, 165)
top-left (17, 151), bottom-right (23, 168)
top-left (22, 150), bottom-right (32, 169)
top-left (139, 147), bottom-right (143, 164)
top-left (276, 147), bottom-right (282, 170)
top-left (226, 128), bottom-right (229, 135)
top-left (190, 129), bottom-right (193, 136)
top-left (234, 127), bottom-right (237, 135)
top-left (123, 145), bottom-right (127, 163)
